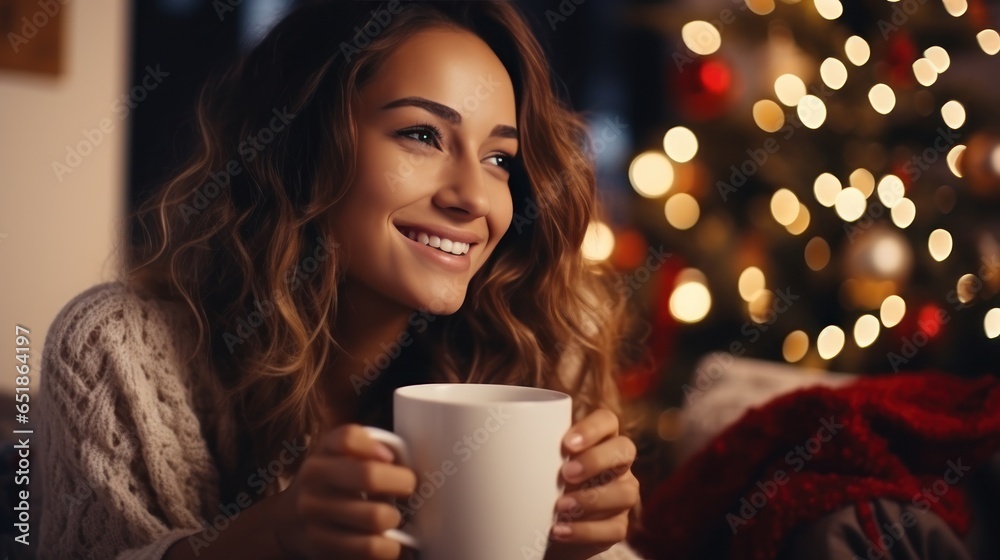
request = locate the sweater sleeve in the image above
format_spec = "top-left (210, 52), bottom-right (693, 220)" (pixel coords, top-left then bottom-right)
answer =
top-left (37, 283), bottom-right (222, 560)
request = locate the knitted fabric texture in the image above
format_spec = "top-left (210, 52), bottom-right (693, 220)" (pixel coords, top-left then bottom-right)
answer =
top-left (38, 282), bottom-right (239, 559)
top-left (37, 282), bottom-right (644, 559)
top-left (630, 372), bottom-right (1000, 560)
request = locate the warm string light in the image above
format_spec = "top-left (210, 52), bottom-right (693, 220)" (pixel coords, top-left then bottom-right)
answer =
top-left (817, 325), bottom-right (845, 359)
top-left (928, 229), bottom-right (954, 262)
top-left (665, 194), bottom-right (700, 230)
top-left (670, 270), bottom-right (712, 323)
top-left (738, 266), bottom-right (766, 302)
top-left (814, 0), bottom-right (843, 21)
top-left (941, 100), bottom-right (966, 129)
top-left (977, 30), bottom-right (1000, 55)
top-left (986, 309), bottom-right (1000, 339)
top-left (853, 315), bottom-right (880, 348)
top-left (775, 74), bottom-right (807, 106)
top-left (753, 100), bottom-right (786, 132)
top-left (942, 0), bottom-right (968, 18)
top-left (582, 221), bottom-right (615, 261)
top-left (645, 1), bottom-right (1000, 356)
top-left (820, 57), bottom-right (848, 89)
top-left (845, 36), bottom-right (870, 65)
top-left (849, 168), bottom-right (876, 198)
top-left (947, 145), bottom-right (966, 177)
top-left (880, 295), bottom-right (906, 328)
top-left (782, 330), bottom-right (809, 362)
top-left (629, 151), bottom-right (674, 198)
top-left (770, 188), bottom-right (801, 226)
top-left (814, 173), bottom-right (841, 207)
top-left (912, 58), bottom-right (938, 86)
top-left (663, 126), bottom-right (699, 163)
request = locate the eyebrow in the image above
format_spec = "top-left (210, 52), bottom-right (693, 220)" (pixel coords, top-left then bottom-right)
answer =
top-left (380, 96), bottom-right (519, 140)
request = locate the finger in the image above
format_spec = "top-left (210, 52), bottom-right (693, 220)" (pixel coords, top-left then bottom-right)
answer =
top-left (551, 510), bottom-right (630, 547)
top-left (298, 455), bottom-right (417, 497)
top-left (561, 435), bottom-right (636, 485)
top-left (298, 495), bottom-right (402, 533)
top-left (302, 525), bottom-right (402, 560)
top-left (554, 472), bottom-right (639, 522)
top-left (562, 409), bottom-right (619, 454)
top-left (316, 424), bottom-right (397, 463)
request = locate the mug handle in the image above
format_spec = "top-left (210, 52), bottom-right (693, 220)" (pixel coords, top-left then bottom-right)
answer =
top-left (361, 426), bottom-right (421, 550)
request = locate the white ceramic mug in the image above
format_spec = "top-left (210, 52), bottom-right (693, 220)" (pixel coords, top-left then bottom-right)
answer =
top-left (362, 383), bottom-right (572, 560)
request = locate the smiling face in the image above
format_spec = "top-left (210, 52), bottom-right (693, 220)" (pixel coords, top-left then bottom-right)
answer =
top-left (329, 27), bottom-right (519, 316)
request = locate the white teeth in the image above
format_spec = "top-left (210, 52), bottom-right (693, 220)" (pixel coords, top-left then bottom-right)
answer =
top-left (405, 228), bottom-right (470, 255)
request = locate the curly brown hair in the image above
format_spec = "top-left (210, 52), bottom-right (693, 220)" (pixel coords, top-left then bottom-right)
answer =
top-left (124, 1), bottom-right (635, 496)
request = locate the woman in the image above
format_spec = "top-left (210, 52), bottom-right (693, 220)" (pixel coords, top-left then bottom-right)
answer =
top-left (38, 2), bottom-right (643, 559)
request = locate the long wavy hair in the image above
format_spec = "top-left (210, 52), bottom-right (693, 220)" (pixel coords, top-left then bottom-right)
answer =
top-left (125, 0), bottom-right (635, 494)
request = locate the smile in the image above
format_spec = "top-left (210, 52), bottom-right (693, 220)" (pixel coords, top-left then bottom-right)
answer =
top-left (396, 226), bottom-right (472, 256)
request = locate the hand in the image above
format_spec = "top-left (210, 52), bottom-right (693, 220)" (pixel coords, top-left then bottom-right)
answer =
top-left (270, 424), bottom-right (417, 559)
top-left (544, 409), bottom-right (640, 560)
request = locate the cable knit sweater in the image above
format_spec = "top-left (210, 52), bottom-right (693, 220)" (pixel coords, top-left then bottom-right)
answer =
top-left (38, 282), bottom-right (644, 560)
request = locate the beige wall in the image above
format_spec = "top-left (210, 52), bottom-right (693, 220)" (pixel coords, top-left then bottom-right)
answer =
top-left (0, 1), bottom-right (130, 396)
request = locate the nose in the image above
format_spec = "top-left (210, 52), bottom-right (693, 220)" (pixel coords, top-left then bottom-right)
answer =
top-left (432, 150), bottom-right (491, 218)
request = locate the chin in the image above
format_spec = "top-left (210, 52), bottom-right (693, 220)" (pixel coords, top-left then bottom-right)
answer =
top-left (411, 282), bottom-right (468, 316)
top-left (417, 294), bottom-right (465, 316)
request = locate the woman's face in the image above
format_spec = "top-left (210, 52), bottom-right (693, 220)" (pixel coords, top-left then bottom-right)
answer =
top-left (330, 27), bottom-right (518, 315)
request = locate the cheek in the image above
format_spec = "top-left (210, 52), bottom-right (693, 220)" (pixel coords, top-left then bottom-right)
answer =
top-left (492, 187), bottom-right (515, 238)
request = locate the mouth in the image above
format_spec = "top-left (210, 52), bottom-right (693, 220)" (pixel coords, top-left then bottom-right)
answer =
top-left (395, 224), bottom-right (477, 256)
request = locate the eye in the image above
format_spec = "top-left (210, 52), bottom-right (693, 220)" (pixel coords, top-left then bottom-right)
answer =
top-left (394, 122), bottom-right (443, 149)
top-left (485, 153), bottom-right (514, 172)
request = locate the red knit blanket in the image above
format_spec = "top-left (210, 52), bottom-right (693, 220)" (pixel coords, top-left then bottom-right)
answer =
top-left (630, 373), bottom-right (1000, 559)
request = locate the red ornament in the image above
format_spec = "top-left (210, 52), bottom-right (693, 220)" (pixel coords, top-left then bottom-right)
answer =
top-left (671, 55), bottom-right (735, 121)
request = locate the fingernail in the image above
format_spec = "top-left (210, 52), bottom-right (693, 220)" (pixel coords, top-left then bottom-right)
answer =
top-left (562, 461), bottom-right (583, 479)
top-left (565, 433), bottom-right (584, 450)
top-left (552, 524), bottom-right (572, 539)
top-left (374, 443), bottom-right (395, 462)
top-left (555, 496), bottom-right (577, 512)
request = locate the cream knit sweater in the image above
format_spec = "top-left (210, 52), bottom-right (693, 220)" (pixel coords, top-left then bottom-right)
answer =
top-left (38, 282), bottom-right (240, 559)
top-left (37, 282), bottom-right (644, 560)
